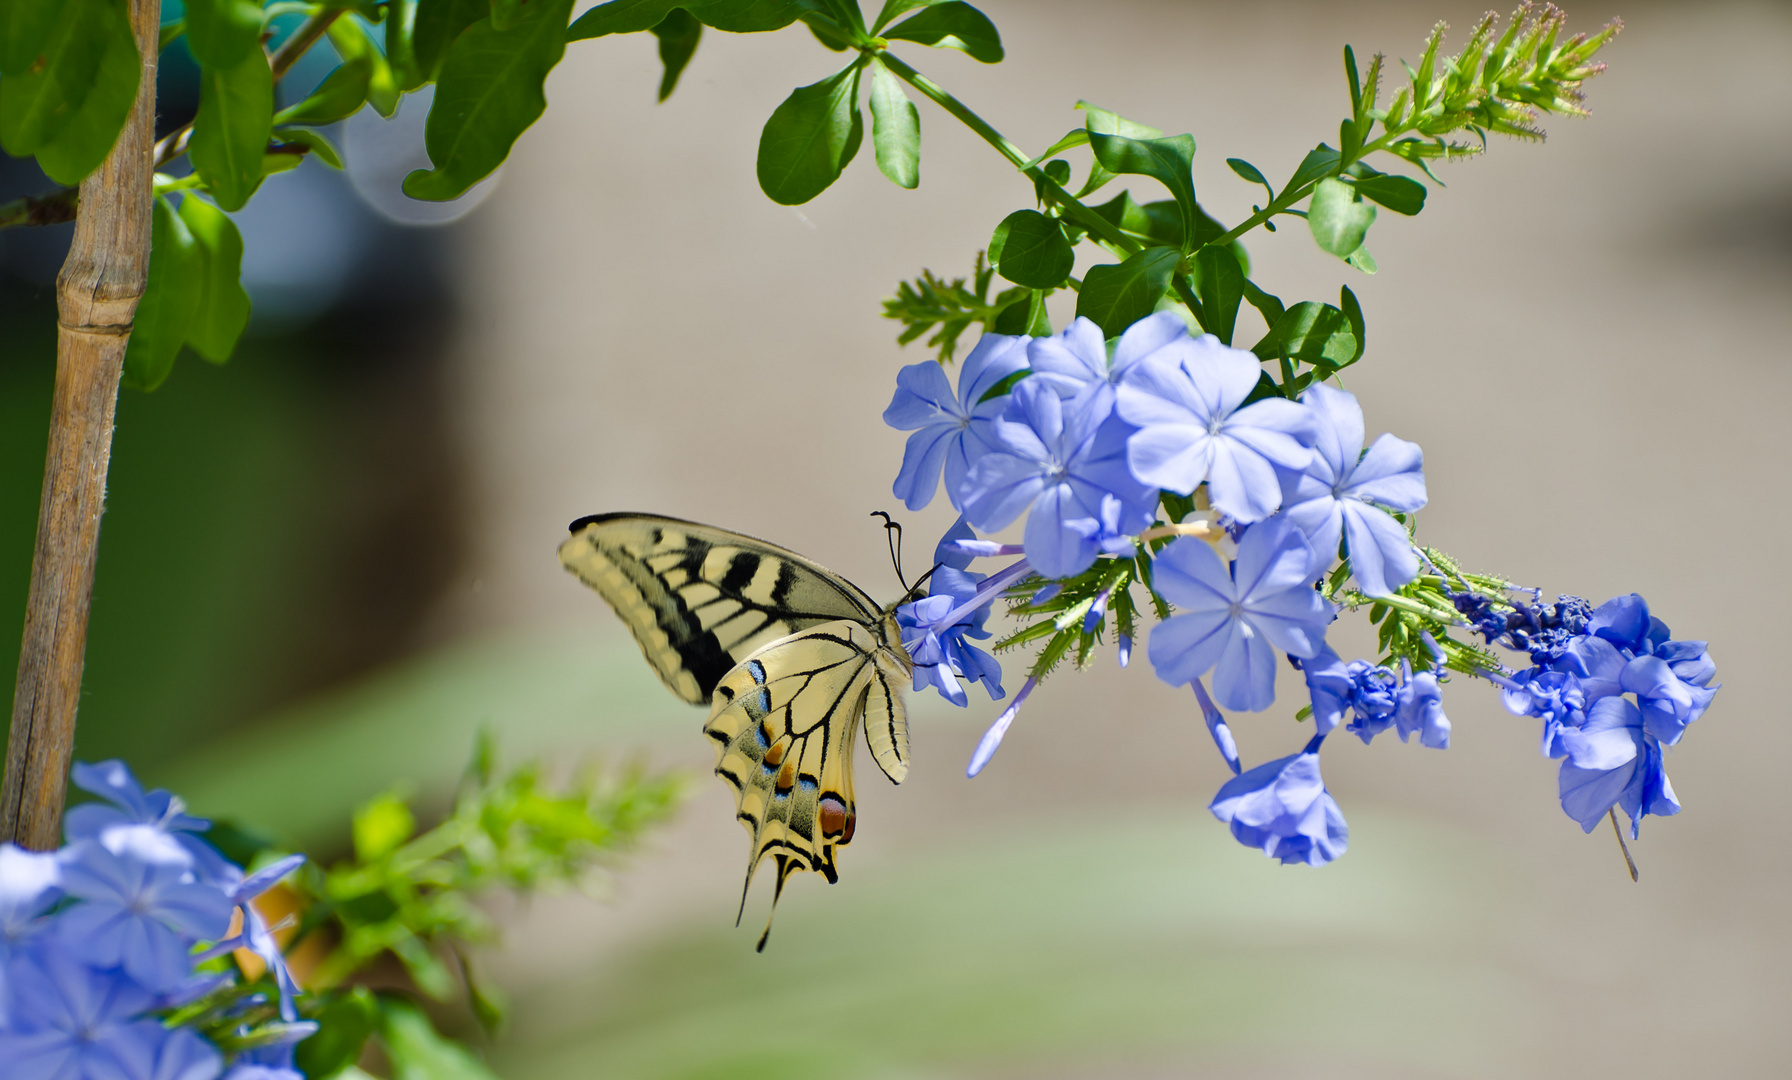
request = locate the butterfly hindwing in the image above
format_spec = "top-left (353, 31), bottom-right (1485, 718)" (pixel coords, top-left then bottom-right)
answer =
top-left (705, 619), bottom-right (909, 945)
top-left (561, 513), bottom-right (916, 946)
top-left (558, 513), bottom-right (884, 704)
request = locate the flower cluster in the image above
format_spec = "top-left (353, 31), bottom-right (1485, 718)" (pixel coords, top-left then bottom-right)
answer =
top-left (885, 317), bottom-right (1716, 870)
top-left (0, 762), bottom-right (309, 1080)
top-left (1494, 593), bottom-right (1716, 838)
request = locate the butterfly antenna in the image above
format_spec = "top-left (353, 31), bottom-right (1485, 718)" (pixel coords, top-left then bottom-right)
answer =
top-left (1608, 808), bottom-right (1640, 882)
top-left (870, 511), bottom-right (909, 593)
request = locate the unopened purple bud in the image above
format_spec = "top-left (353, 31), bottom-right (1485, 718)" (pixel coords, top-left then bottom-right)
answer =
top-left (1117, 633), bottom-right (1132, 668)
top-left (1031, 584), bottom-right (1060, 606)
top-left (1083, 587), bottom-right (1112, 634)
top-left (966, 677), bottom-right (1038, 777)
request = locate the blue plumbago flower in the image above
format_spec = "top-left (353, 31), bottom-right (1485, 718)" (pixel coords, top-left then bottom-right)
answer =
top-left (1557, 697), bottom-right (1680, 838)
top-left (967, 676), bottom-right (1039, 777)
top-left (897, 566), bottom-right (1007, 707)
top-left (148, 1028), bottom-right (223, 1080)
top-left (1553, 630), bottom-right (1715, 746)
top-left (0, 941), bottom-right (167, 1080)
top-left (1190, 678), bottom-right (1241, 774)
top-left (960, 378), bottom-right (1157, 579)
top-left (1338, 661), bottom-right (1398, 743)
top-left (1277, 383), bottom-right (1426, 595)
top-left (1393, 660), bottom-right (1450, 749)
top-left (1148, 517), bottom-right (1333, 712)
top-left (219, 1023), bottom-right (316, 1080)
top-left (67, 760), bottom-right (231, 885)
top-left (1115, 332), bottom-right (1316, 522)
top-left (0, 843), bottom-right (61, 953)
top-left (1210, 734), bottom-right (1349, 866)
top-left (1027, 312), bottom-right (1188, 397)
top-left (55, 838), bottom-right (234, 991)
top-left (884, 332), bottom-right (1031, 512)
top-left (1500, 667), bottom-right (1586, 757)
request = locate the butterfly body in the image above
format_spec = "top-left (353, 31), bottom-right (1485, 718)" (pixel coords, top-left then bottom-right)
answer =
top-left (558, 514), bottom-right (912, 944)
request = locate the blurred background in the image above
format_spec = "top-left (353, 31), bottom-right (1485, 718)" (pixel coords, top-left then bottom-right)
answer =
top-left (5, 1), bottom-right (1790, 1076)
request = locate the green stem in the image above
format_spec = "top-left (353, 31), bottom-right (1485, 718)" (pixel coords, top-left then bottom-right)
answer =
top-left (877, 52), bottom-right (1140, 260)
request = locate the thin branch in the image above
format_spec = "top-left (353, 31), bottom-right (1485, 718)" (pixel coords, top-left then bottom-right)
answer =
top-left (0, 188), bottom-right (79, 231)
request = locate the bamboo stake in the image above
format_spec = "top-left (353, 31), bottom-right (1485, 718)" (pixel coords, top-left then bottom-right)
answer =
top-left (2, 0), bottom-right (163, 850)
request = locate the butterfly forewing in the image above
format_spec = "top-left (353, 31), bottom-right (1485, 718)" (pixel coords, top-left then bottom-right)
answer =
top-left (558, 513), bottom-right (883, 704)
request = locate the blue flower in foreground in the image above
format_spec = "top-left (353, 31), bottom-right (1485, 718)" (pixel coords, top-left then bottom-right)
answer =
top-left (67, 760), bottom-right (229, 884)
top-left (150, 1029), bottom-right (224, 1080)
top-left (1277, 383), bottom-right (1426, 595)
top-left (883, 332), bottom-right (1031, 512)
top-left (960, 379), bottom-right (1157, 579)
top-left (0, 942), bottom-right (166, 1080)
top-left (1557, 697), bottom-right (1680, 837)
top-left (897, 566), bottom-right (1006, 707)
top-left (1210, 734), bottom-right (1348, 866)
top-left (1116, 332), bottom-right (1316, 522)
top-left (1027, 312), bottom-right (1188, 397)
top-left (56, 839), bottom-right (234, 991)
top-left (0, 843), bottom-right (61, 952)
top-left (1148, 517), bottom-right (1332, 712)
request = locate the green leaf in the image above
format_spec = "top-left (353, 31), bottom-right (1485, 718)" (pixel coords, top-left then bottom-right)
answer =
top-left (404, 0), bottom-right (576, 202)
top-left (271, 59), bottom-right (372, 126)
top-left (1240, 278), bottom-right (1284, 329)
top-left (871, 0), bottom-right (935, 34)
top-left (183, 0), bottom-right (262, 68)
top-left (178, 195), bottom-right (251, 363)
top-left (1076, 246), bottom-right (1178, 338)
top-left (295, 988), bottom-right (381, 1080)
top-left (1226, 156), bottom-right (1273, 201)
top-left (1339, 284), bottom-right (1365, 365)
top-left (387, 0), bottom-right (425, 91)
top-left (1307, 176), bottom-right (1375, 258)
top-left (1351, 173), bottom-right (1426, 215)
top-left (0, 0), bottom-right (122, 156)
top-left (122, 197), bottom-right (201, 393)
top-left (883, 1), bottom-right (1002, 63)
top-left (276, 126), bottom-right (345, 168)
top-left (1282, 142), bottom-right (1340, 198)
top-left (1251, 301), bottom-right (1356, 368)
top-left (988, 209), bottom-right (1071, 289)
top-left (379, 998), bottom-right (502, 1080)
top-left (1344, 244), bottom-right (1377, 274)
top-left (1075, 100), bottom-right (1161, 139)
top-left (867, 58), bottom-right (918, 188)
top-left (328, 17), bottom-right (399, 118)
top-left (754, 62), bottom-right (862, 205)
top-left (0, 0), bottom-right (60, 75)
top-left (191, 48), bottom-right (272, 211)
top-left (566, 0), bottom-right (677, 39)
top-left (413, 0), bottom-right (486, 79)
top-left (490, 0), bottom-right (525, 31)
top-left (1193, 245), bottom-right (1243, 345)
top-left (682, 0), bottom-right (811, 33)
top-left (31, 0), bottom-right (138, 186)
top-left (353, 793), bottom-right (416, 861)
top-left (1018, 127), bottom-right (1086, 170)
top-left (649, 8), bottom-right (701, 101)
top-left (1085, 126), bottom-right (1197, 253)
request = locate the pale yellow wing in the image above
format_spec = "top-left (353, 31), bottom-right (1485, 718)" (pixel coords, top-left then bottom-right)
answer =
top-left (558, 513), bottom-right (883, 704)
top-left (704, 619), bottom-right (909, 949)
